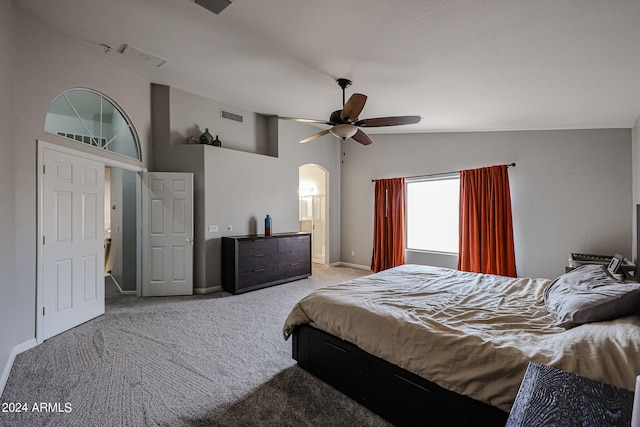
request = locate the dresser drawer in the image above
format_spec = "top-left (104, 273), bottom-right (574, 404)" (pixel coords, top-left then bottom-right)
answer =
top-left (238, 238), bottom-right (278, 256)
top-left (238, 265), bottom-right (279, 289)
top-left (279, 258), bottom-right (311, 278)
top-left (238, 253), bottom-right (278, 273)
top-left (279, 247), bottom-right (309, 264)
top-left (278, 235), bottom-right (310, 254)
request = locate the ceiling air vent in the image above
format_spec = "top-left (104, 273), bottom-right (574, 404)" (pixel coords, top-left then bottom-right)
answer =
top-left (221, 110), bottom-right (243, 123)
top-left (193, 0), bottom-right (232, 15)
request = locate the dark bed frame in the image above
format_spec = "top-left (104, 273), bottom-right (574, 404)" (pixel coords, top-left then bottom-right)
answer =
top-left (292, 324), bottom-right (508, 427)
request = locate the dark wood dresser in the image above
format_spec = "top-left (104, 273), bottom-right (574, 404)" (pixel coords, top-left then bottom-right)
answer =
top-left (506, 362), bottom-right (634, 427)
top-left (221, 232), bottom-right (311, 294)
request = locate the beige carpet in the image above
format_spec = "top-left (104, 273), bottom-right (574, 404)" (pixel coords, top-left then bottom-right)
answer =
top-left (1, 266), bottom-right (391, 427)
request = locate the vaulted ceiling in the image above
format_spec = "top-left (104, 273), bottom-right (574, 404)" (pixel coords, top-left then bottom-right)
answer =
top-left (15, 0), bottom-right (640, 133)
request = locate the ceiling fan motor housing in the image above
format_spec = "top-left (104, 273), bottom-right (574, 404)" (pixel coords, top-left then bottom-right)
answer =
top-left (330, 110), bottom-right (345, 124)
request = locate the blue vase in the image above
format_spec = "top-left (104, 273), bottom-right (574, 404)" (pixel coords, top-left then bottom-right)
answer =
top-left (265, 215), bottom-right (272, 236)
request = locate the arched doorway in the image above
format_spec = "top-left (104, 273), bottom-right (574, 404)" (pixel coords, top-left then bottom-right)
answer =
top-left (299, 164), bottom-right (329, 265)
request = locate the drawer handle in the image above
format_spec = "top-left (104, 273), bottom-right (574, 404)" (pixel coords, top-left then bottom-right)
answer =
top-left (252, 238), bottom-right (265, 242)
top-left (253, 268), bottom-right (267, 272)
top-left (253, 253), bottom-right (265, 257)
top-left (324, 340), bottom-right (348, 354)
top-left (394, 374), bottom-right (433, 393)
top-left (290, 262), bottom-right (300, 266)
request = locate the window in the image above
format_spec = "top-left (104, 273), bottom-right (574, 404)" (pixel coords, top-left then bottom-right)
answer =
top-left (406, 176), bottom-right (460, 253)
top-left (44, 88), bottom-right (141, 161)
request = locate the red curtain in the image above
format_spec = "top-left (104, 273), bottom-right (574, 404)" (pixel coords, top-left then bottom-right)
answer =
top-left (371, 178), bottom-right (406, 273)
top-left (458, 165), bottom-right (517, 277)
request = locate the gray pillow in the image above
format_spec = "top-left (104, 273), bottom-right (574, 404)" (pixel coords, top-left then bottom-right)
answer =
top-left (544, 264), bottom-right (640, 329)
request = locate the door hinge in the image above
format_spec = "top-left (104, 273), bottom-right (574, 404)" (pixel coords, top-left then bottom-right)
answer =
top-left (43, 306), bottom-right (45, 316)
top-left (43, 236), bottom-right (45, 245)
top-left (42, 164), bottom-right (45, 174)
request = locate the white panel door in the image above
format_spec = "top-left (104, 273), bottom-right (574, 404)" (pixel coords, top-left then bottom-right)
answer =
top-left (142, 172), bottom-right (194, 296)
top-left (42, 148), bottom-right (105, 339)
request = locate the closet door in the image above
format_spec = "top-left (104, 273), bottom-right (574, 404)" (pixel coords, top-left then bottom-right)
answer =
top-left (41, 148), bottom-right (105, 339)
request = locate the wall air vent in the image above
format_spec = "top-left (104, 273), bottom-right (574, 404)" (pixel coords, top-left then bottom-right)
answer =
top-left (193, 0), bottom-right (232, 15)
top-left (221, 110), bottom-right (243, 123)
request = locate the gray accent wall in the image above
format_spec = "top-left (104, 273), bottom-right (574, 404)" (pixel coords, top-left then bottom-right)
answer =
top-left (152, 84), bottom-right (342, 292)
top-left (340, 129), bottom-right (632, 279)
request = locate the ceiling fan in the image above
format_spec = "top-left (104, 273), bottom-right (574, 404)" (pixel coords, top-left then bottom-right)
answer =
top-left (280, 78), bottom-right (421, 145)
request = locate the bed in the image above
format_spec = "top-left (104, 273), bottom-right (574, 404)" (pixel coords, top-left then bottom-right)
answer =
top-left (283, 264), bottom-right (640, 426)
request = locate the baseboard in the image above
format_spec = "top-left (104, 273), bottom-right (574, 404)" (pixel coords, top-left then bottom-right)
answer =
top-left (0, 338), bottom-right (37, 397)
top-left (194, 285), bottom-right (222, 295)
top-left (108, 275), bottom-right (136, 294)
top-left (335, 262), bottom-right (372, 271)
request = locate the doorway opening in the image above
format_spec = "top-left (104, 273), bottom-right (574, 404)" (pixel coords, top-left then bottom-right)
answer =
top-left (299, 164), bottom-right (329, 265)
top-left (104, 167), bottom-right (138, 295)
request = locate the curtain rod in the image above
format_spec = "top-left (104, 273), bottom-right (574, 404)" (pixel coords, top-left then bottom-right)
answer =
top-left (372, 163), bottom-right (516, 182)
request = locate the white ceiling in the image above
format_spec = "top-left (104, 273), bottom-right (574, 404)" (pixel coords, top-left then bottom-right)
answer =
top-left (15, 0), bottom-right (640, 133)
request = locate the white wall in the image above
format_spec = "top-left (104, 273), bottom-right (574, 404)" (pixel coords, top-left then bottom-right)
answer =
top-left (5, 7), bottom-right (152, 369)
top-left (341, 129), bottom-right (632, 279)
top-left (0, 0), bottom-right (18, 390)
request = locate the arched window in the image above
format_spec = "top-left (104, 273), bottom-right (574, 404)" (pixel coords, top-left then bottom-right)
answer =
top-left (45, 88), bottom-right (141, 161)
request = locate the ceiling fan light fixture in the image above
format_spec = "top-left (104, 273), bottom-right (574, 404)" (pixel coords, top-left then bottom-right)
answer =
top-left (331, 124), bottom-right (357, 140)
top-left (285, 79), bottom-right (419, 146)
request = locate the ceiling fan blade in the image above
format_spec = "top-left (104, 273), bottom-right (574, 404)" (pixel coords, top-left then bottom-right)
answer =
top-left (300, 129), bottom-right (331, 143)
top-left (340, 94), bottom-right (367, 121)
top-left (358, 115), bottom-right (421, 127)
top-left (352, 129), bottom-right (373, 145)
top-left (279, 117), bottom-right (333, 125)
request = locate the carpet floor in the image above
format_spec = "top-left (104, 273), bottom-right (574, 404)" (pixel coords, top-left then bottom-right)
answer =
top-left (1, 265), bottom-right (391, 427)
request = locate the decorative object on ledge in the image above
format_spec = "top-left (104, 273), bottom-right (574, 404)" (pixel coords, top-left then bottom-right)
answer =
top-left (213, 134), bottom-right (222, 147)
top-left (185, 135), bottom-right (198, 144)
top-left (199, 128), bottom-right (214, 145)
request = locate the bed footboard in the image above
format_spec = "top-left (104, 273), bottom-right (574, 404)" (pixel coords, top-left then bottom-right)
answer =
top-left (292, 324), bottom-right (508, 427)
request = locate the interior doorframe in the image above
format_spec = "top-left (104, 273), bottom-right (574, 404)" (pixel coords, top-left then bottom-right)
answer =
top-left (298, 164), bottom-right (330, 266)
top-left (36, 140), bottom-right (145, 344)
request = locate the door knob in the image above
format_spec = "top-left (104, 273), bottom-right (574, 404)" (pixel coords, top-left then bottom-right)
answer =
top-left (185, 238), bottom-right (193, 244)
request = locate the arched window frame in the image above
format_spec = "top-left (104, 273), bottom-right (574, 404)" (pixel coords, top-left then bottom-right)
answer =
top-left (44, 88), bottom-right (142, 161)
